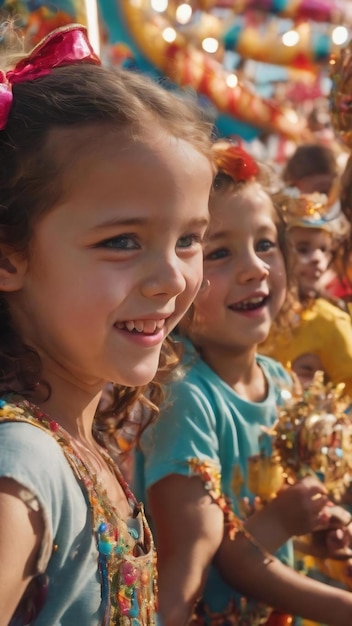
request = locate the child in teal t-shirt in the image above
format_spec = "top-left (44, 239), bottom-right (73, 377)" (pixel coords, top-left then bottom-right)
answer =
top-left (136, 142), bottom-right (352, 626)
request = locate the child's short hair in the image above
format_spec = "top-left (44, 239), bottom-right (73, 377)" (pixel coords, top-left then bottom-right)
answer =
top-left (282, 144), bottom-right (338, 190)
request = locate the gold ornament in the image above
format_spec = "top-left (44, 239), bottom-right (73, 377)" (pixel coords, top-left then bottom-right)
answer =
top-left (270, 372), bottom-right (352, 501)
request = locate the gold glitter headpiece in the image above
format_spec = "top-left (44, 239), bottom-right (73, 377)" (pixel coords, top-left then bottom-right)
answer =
top-left (273, 179), bottom-right (350, 239)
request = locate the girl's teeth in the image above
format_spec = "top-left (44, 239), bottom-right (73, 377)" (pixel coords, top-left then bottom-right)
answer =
top-left (143, 320), bottom-right (157, 334)
top-left (233, 296), bottom-right (266, 311)
top-left (116, 319), bottom-right (165, 333)
top-left (247, 297), bottom-right (263, 304)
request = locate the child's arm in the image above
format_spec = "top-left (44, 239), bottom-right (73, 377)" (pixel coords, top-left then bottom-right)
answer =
top-left (148, 474), bottom-right (332, 626)
top-left (149, 474), bottom-right (224, 626)
top-left (0, 477), bottom-right (44, 626)
top-left (215, 533), bottom-right (352, 626)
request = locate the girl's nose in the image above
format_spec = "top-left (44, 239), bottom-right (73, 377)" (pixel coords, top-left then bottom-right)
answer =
top-left (236, 252), bottom-right (269, 284)
top-left (309, 249), bottom-right (330, 267)
top-left (140, 255), bottom-right (187, 298)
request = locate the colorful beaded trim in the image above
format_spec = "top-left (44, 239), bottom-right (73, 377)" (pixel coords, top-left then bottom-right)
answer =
top-left (0, 396), bottom-right (157, 626)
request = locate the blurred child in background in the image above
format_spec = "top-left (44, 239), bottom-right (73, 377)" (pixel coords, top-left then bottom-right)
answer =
top-left (264, 187), bottom-right (352, 391)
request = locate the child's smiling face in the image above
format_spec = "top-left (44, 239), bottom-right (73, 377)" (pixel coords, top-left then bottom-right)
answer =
top-left (190, 182), bottom-right (287, 358)
top-left (4, 126), bottom-right (212, 391)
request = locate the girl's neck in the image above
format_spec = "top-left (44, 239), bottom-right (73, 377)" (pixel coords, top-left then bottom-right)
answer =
top-left (28, 360), bottom-right (102, 445)
top-left (196, 342), bottom-right (267, 403)
top-left (32, 379), bottom-right (102, 444)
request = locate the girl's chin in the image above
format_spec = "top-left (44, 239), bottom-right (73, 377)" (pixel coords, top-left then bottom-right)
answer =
top-left (111, 364), bottom-right (160, 388)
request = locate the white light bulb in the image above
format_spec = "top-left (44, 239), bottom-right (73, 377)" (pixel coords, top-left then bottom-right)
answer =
top-left (162, 27), bottom-right (177, 43)
top-left (151, 0), bottom-right (168, 12)
top-left (202, 37), bottom-right (219, 53)
top-left (176, 3), bottom-right (192, 24)
top-left (282, 30), bottom-right (300, 47)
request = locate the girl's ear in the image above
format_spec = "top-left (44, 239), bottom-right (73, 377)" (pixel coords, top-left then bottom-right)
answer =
top-left (0, 249), bottom-right (27, 292)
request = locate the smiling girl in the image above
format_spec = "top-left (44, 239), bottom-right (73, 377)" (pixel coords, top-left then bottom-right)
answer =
top-left (0, 24), bottom-right (214, 625)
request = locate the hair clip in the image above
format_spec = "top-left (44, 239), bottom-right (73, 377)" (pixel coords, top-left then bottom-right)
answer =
top-left (0, 24), bottom-right (100, 131)
top-left (212, 140), bottom-right (259, 182)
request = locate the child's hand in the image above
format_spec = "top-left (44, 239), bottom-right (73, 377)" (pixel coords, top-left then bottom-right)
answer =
top-left (306, 506), bottom-right (352, 560)
top-left (273, 476), bottom-right (329, 537)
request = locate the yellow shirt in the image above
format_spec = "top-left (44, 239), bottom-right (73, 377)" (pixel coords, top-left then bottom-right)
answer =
top-left (267, 298), bottom-right (352, 394)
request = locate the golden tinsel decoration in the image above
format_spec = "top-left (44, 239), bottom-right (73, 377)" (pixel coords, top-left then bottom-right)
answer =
top-left (271, 372), bottom-right (352, 501)
top-left (330, 42), bottom-right (352, 149)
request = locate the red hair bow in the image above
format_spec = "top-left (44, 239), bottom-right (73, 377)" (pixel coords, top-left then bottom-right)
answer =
top-left (0, 24), bottom-right (100, 130)
top-left (212, 141), bottom-right (259, 181)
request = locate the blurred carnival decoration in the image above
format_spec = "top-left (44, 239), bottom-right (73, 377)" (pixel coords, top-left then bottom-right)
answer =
top-left (330, 33), bottom-right (352, 150)
top-left (267, 373), bottom-right (352, 503)
top-left (1, 0), bottom-right (352, 149)
top-left (96, 0), bottom-right (352, 147)
top-left (0, 0), bottom-right (100, 52)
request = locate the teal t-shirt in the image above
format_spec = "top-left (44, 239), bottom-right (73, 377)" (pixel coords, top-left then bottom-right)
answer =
top-left (136, 340), bottom-right (294, 623)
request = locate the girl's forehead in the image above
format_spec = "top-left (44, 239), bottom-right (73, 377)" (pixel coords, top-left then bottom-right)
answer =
top-left (211, 183), bottom-right (274, 217)
top-left (289, 226), bottom-right (332, 241)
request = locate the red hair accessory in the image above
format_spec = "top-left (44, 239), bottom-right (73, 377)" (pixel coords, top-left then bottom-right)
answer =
top-left (212, 141), bottom-right (259, 181)
top-left (0, 24), bottom-right (101, 131)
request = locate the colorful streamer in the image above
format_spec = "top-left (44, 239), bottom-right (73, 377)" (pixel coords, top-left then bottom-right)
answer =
top-left (119, 0), bottom-right (308, 139)
top-left (197, 0), bottom-right (352, 27)
top-left (223, 20), bottom-right (332, 69)
top-left (0, 0), bottom-right (90, 48)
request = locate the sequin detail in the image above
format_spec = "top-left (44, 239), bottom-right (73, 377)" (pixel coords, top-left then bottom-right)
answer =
top-left (0, 396), bottom-right (157, 626)
top-left (187, 458), bottom-right (274, 626)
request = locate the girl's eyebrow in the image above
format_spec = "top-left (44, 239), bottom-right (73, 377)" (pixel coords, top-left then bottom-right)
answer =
top-left (88, 216), bottom-right (209, 232)
top-left (294, 239), bottom-right (314, 245)
top-left (207, 230), bottom-right (228, 241)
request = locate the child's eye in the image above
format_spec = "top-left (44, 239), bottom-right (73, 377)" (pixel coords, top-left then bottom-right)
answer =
top-left (205, 248), bottom-right (229, 260)
top-left (319, 246), bottom-right (332, 255)
top-left (97, 235), bottom-right (140, 250)
top-left (177, 234), bottom-right (203, 249)
top-left (256, 239), bottom-right (276, 253)
top-left (295, 244), bottom-right (310, 255)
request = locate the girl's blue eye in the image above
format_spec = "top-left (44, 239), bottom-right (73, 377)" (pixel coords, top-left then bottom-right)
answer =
top-left (99, 235), bottom-right (139, 250)
top-left (256, 239), bottom-right (276, 253)
top-left (205, 248), bottom-right (229, 260)
top-left (177, 234), bottom-right (202, 249)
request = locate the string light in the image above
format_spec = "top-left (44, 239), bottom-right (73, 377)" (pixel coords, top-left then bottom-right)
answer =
top-left (332, 26), bottom-right (349, 46)
top-left (226, 73), bottom-right (238, 88)
top-left (175, 3), bottom-right (192, 24)
top-left (282, 30), bottom-right (300, 47)
top-left (151, 0), bottom-right (168, 12)
top-left (202, 37), bottom-right (219, 53)
top-left (162, 26), bottom-right (177, 42)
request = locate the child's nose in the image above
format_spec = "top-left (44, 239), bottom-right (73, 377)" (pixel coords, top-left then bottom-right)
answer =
top-left (141, 255), bottom-right (187, 298)
top-left (236, 252), bottom-right (269, 283)
top-left (310, 249), bottom-right (329, 266)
